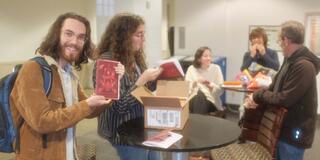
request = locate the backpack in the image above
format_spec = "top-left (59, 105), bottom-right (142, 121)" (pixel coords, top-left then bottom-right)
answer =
top-left (0, 56), bottom-right (52, 153)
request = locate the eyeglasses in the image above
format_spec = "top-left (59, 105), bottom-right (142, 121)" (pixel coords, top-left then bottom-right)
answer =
top-left (134, 32), bottom-right (145, 39)
top-left (62, 30), bottom-right (87, 43)
top-left (277, 38), bottom-right (283, 45)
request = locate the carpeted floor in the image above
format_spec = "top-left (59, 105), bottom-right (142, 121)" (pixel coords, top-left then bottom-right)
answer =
top-left (1, 109), bottom-right (319, 160)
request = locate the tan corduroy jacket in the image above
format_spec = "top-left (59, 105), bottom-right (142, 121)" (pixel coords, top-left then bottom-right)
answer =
top-left (10, 56), bottom-right (100, 160)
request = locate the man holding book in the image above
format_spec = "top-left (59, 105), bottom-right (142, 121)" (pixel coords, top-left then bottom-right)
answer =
top-left (9, 12), bottom-right (111, 160)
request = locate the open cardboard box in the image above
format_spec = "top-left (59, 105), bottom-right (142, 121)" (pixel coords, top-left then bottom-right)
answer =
top-left (131, 80), bottom-right (194, 130)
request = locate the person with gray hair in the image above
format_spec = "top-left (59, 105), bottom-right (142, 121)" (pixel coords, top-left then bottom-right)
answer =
top-left (244, 20), bottom-right (320, 160)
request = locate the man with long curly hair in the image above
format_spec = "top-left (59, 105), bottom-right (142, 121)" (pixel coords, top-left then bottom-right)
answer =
top-left (10, 12), bottom-right (114, 160)
top-left (93, 13), bottom-right (162, 160)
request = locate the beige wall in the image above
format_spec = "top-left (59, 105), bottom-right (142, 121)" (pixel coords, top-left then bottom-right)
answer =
top-left (0, 61), bottom-right (23, 78)
top-left (0, 0), bottom-right (96, 89)
top-left (96, 0), bottom-right (163, 67)
top-left (0, 0), bottom-right (96, 63)
top-left (173, 0), bottom-right (320, 105)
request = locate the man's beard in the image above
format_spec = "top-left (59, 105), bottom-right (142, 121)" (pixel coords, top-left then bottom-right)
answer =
top-left (59, 43), bottom-right (82, 63)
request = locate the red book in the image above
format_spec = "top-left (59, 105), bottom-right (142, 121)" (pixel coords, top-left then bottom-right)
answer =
top-left (158, 58), bottom-right (184, 79)
top-left (95, 59), bottom-right (120, 100)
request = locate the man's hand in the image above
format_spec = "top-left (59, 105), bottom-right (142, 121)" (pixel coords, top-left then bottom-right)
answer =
top-left (86, 95), bottom-right (111, 111)
top-left (244, 94), bottom-right (258, 109)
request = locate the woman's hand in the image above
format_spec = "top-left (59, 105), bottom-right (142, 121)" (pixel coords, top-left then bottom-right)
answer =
top-left (115, 63), bottom-right (125, 79)
top-left (135, 68), bottom-right (163, 86)
top-left (249, 44), bottom-right (257, 58)
top-left (256, 44), bottom-right (266, 55)
top-left (198, 78), bottom-right (213, 91)
top-left (192, 81), bottom-right (197, 89)
top-left (204, 81), bottom-right (213, 91)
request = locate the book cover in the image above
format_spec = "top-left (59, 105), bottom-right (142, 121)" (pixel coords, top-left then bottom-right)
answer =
top-left (95, 59), bottom-right (120, 100)
top-left (142, 129), bottom-right (183, 148)
top-left (158, 58), bottom-right (184, 79)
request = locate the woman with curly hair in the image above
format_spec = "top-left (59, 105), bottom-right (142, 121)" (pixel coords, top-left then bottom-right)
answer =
top-left (92, 13), bottom-right (162, 160)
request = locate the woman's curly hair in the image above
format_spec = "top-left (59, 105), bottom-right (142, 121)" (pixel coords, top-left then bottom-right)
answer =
top-left (94, 13), bottom-right (147, 81)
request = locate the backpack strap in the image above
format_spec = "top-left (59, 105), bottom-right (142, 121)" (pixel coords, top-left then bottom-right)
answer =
top-left (31, 56), bottom-right (52, 96)
top-left (15, 118), bottom-right (24, 153)
top-left (31, 57), bottom-right (51, 149)
top-left (15, 57), bottom-right (52, 153)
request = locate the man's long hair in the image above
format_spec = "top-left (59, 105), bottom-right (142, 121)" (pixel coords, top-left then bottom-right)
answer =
top-left (94, 13), bottom-right (147, 81)
top-left (36, 12), bottom-right (93, 70)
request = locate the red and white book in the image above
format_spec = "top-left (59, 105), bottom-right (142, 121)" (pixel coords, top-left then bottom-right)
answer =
top-left (142, 129), bottom-right (183, 148)
top-left (95, 59), bottom-right (120, 100)
top-left (158, 58), bottom-right (184, 80)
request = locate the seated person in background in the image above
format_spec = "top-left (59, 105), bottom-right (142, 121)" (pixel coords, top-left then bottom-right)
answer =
top-left (185, 46), bottom-right (224, 117)
top-left (241, 27), bottom-right (280, 72)
top-left (239, 27), bottom-right (280, 119)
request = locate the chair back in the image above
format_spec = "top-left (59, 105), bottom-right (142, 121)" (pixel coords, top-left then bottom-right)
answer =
top-left (239, 106), bottom-right (287, 159)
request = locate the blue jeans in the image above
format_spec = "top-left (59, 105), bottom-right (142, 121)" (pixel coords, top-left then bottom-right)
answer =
top-left (113, 144), bottom-right (161, 160)
top-left (276, 140), bottom-right (305, 160)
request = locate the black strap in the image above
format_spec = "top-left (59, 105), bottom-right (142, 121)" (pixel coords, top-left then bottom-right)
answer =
top-left (15, 118), bottom-right (24, 153)
top-left (31, 56), bottom-right (52, 96)
top-left (15, 122), bottom-right (48, 152)
top-left (42, 135), bottom-right (48, 148)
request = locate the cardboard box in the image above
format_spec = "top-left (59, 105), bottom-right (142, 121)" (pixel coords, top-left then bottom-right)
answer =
top-left (132, 80), bottom-right (193, 130)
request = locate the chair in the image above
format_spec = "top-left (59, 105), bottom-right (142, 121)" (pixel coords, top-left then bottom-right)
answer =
top-left (211, 106), bottom-right (287, 160)
top-left (189, 151), bottom-right (212, 160)
top-left (77, 144), bottom-right (96, 160)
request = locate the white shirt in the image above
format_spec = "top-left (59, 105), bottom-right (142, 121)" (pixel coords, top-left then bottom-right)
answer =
top-left (185, 64), bottom-right (224, 110)
top-left (60, 64), bottom-right (74, 160)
